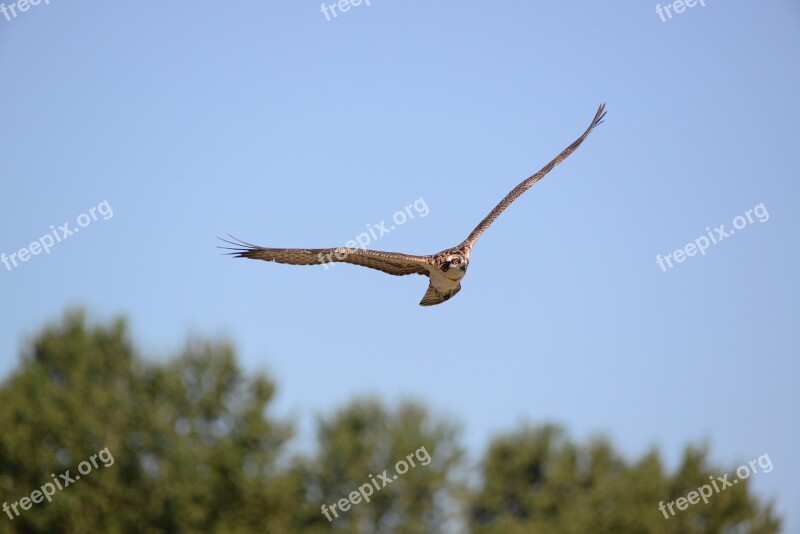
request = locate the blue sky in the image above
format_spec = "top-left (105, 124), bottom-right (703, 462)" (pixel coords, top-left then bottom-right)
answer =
top-left (2, 0), bottom-right (799, 529)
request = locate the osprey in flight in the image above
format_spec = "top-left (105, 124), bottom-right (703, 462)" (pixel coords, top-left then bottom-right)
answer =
top-left (222, 104), bottom-right (606, 306)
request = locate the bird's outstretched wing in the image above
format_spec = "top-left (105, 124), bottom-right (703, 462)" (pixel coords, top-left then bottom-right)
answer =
top-left (461, 103), bottom-right (606, 248)
top-left (219, 236), bottom-right (431, 277)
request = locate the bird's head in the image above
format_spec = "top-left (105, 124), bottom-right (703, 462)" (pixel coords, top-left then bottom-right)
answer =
top-left (440, 252), bottom-right (469, 279)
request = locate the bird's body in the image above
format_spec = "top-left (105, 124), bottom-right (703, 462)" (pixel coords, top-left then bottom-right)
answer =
top-left (221, 104), bottom-right (606, 306)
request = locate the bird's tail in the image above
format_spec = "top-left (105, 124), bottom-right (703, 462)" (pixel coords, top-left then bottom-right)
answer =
top-left (419, 282), bottom-right (462, 306)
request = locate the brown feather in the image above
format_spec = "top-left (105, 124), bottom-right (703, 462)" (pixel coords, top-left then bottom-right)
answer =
top-left (219, 237), bottom-right (431, 277)
top-left (419, 282), bottom-right (462, 306)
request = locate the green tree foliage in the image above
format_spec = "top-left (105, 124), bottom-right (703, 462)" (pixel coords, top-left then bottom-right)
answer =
top-left (469, 425), bottom-right (781, 534)
top-left (0, 310), bottom-right (784, 533)
top-left (303, 398), bottom-right (464, 533)
top-left (0, 310), bottom-right (296, 532)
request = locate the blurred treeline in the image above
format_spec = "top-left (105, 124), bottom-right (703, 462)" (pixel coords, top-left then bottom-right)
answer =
top-left (0, 310), bottom-right (781, 533)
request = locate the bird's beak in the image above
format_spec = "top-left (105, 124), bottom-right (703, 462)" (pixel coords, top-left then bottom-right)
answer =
top-left (460, 265), bottom-right (467, 271)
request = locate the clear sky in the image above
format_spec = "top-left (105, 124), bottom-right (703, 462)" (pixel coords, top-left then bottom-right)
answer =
top-left (2, 0), bottom-right (799, 530)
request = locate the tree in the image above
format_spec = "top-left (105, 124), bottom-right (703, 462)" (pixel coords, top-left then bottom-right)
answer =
top-left (302, 398), bottom-right (465, 533)
top-left (468, 424), bottom-right (781, 534)
top-left (0, 309), bottom-right (298, 532)
top-left (0, 310), bottom-right (784, 532)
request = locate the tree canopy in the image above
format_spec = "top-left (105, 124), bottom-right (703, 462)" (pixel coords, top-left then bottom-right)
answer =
top-left (0, 310), bottom-right (781, 533)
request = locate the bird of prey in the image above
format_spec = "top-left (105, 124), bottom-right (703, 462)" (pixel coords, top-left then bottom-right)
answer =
top-left (221, 104), bottom-right (606, 306)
